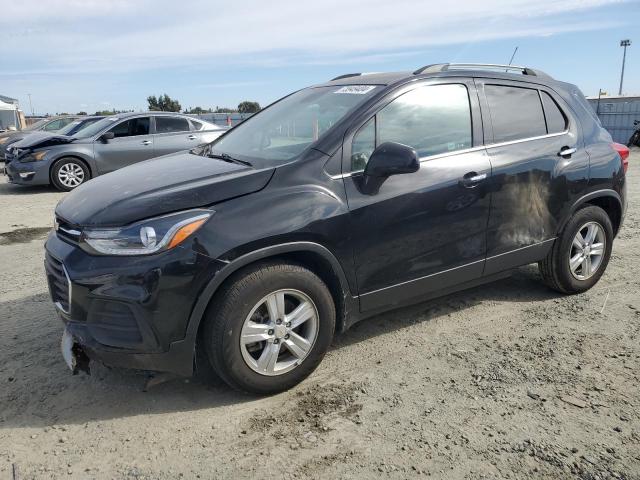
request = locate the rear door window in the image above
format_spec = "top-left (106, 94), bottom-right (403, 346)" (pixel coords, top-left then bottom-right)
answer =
top-left (484, 85), bottom-right (547, 142)
top-left (155, 116), bottom-right (190, 133)
top-left (109, 117), bottom-right (150, 138)
top-left (43, 120), bottom-right (63, 131)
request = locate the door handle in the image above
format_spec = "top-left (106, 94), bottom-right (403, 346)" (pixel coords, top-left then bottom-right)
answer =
top-left (558, 146), bottom-right (577, 158)
top-left (187, 135), bottom-right (197, 140)
top-left (460, 171), bottom-right (487, 188)
top-left (141, 140), bottom-right (152, 146)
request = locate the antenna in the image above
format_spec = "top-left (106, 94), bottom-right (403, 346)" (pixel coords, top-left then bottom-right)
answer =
top-left (508, 47), bottom-right (519, 67)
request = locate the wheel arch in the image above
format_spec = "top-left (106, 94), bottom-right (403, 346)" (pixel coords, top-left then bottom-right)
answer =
top-left (187, 242), bottom-right (357, 372)
top-left (49, 154), bottom-right (95, 183)
top-left (560, 189), bottom-right (623, 237)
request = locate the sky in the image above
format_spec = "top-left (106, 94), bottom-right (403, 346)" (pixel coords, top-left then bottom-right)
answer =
top-left (1, 0), bottom-right (639, 115)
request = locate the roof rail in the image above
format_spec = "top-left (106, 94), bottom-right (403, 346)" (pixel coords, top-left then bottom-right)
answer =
top-left (413, 63), bottom-right (552, 79)
top-left (330, 73), bottom-right (362, 81)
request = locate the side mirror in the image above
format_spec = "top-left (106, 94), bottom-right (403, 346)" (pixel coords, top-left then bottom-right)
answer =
top-left (359, 142), bottom-right (419, 195)
top-left (100, 131), bottom-right (115, 142)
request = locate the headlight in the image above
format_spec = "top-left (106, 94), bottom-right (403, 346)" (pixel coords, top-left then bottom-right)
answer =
top-left (82, 209), bottom-right (212, 256)
top-left (0, 137), bottom-right (9, 145)
top-left (20, 150), bottom-right (48, 162)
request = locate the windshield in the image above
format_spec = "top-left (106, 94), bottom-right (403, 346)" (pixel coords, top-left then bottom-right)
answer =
top-left (59, 118), bottom-right (102, 136)
top-left (57, 120), bottom-right (82, 135)
top-left (74, 116), bottom-right (121, 138)
top-left (211, 85), bottom-right (380, 163)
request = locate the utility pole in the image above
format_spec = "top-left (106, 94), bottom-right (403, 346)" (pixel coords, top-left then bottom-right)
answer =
top-left (27, 93), bottom-right (34, 116)
top-left (619, 39), bottom-right (631, 96)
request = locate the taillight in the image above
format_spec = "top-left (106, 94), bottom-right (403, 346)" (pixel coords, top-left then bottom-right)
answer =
top-left (612, 142), bottom-right (629, 173)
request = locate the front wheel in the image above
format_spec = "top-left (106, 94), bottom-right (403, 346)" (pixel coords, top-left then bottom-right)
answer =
top-left (539, 205), bottom-right (613, 294)
top-left (202, 261), bottom-right (336, 394)
top-left (51, 157), bottom-right (90, 191)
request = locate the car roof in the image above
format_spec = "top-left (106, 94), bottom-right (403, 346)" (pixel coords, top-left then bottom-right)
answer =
top-left (318, 63), bottom-right (563, 89)
top-left (113, 111), bottom-right (194, 118)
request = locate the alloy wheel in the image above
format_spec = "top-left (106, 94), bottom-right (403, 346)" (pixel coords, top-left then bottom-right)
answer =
top-left (240, 289), bottom-right (319, 376)
top-left (57, 163), bottom-right (85, 188)
top-left (569, 221), bottom-right (606, 280)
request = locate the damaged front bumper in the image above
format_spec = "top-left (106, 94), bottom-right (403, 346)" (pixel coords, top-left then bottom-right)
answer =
top-left (4, 158), bottom-right (50, 185)
top-left (44, 230), bottom-right (220, 377)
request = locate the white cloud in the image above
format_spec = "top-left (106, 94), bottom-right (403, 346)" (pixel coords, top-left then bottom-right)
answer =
top-left (0, 0), bottom-right (627, 74)
top-left (0, 0), bottom-right (632, 112)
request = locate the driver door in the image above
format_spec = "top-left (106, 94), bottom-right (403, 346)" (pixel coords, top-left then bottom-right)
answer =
top-left (342, 80), bottom-right (492, 312)
top-left (93, 116), bottom-right (154, 174)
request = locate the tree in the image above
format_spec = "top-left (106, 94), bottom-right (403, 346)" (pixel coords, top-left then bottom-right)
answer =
top-left (237, 101), bottom-right (261, 114)
top-left (214, 106), bottom-right (236, 113)
top-left (76, 111), bottom-right (88, 116)
top-left (186, 106), bottom-right (207, 114)
top-left (93, 109), bottom-right (132, 116)
top-left (147, 94), bottom-right (182, 112)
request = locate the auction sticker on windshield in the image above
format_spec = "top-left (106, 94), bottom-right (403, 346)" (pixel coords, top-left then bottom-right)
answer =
top-left (334, 86), bottom-right (377, 94)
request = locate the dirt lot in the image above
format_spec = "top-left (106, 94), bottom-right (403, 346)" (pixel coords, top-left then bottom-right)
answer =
top-left (1, 152), bottom-right (639, 480)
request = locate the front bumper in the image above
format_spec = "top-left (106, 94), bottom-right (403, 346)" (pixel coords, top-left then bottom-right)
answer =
top-left (4, 158), bottom-right (50, 185)
top-left (45, 230), bottom-right (223, 376)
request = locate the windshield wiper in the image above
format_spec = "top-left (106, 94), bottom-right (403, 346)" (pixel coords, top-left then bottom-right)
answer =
top-left (206, 151), bottom-right (252, 167)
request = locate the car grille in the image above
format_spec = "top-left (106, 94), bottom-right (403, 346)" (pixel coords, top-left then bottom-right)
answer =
top-left (45, 253), bottom-right (71, 313)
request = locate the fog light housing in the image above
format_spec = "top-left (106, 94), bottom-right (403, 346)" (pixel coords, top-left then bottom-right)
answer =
top-left (19, 172), bottom-right (35, 179)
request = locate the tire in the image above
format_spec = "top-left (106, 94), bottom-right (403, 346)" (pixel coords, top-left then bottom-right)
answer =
top-left (51, 157), bottom-right (90, 191)
top-left (539, 205), bottom-right (613, 294)
top-left (202, 261), bottom-right (336, 395)
top-left (628, 131), bottom-right (640, 148)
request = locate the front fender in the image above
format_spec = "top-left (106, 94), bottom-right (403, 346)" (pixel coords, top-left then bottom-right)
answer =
top-left (48, 149), bottom-right (98, 177)
top-left (180, 241), bottom-right (356, 375)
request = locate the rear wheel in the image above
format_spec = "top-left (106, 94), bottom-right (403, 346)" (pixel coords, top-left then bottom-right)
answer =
top-left (539, 205), bottom-right (613, 294)
top-left (51, 157), bottom-right (89, 191)
top-left (202, 261), bottom-right (335, 394)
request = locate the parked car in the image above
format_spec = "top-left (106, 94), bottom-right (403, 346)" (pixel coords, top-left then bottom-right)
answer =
top-left (628, 119), bottom-right (640, 148)
top-left (0, 116), bottom-right (79, 161)
top-left (55, 116), bottom-right (106, 136)
top-left (5, 112), bottom-right (224, 190)
top-left (46, 63), bottom-right (627, 394)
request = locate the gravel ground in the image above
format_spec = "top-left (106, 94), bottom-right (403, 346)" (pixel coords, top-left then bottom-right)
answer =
top-left (1, 152), bottom-right (639, 480)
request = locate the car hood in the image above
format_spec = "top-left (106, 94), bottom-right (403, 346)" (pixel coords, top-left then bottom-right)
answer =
top-left (55, 151), bottom-right (275, 227)
top-left (11, 131), bottom-right (76, 150)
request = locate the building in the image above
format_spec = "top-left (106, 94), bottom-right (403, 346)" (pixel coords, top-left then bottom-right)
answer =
top-left (587, 95), bottom-right (640, 144)
top-left (0, 94), bottom-right (19, 106)
top-left (0, 94), bottom-right (22, 131)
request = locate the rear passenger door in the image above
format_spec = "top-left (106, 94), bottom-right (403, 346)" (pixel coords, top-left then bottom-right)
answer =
top-left (343, 79), bottom-right (492, 312)
top-left (475, 80), bottom-right (589, 275)
top-left (93, 116), bottom-right (153, 173)
top-left (153, 116), bottom-right (199, 157)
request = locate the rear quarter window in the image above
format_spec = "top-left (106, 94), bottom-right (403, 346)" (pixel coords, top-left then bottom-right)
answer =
top-left (540, 91), bottom-right (567, 134)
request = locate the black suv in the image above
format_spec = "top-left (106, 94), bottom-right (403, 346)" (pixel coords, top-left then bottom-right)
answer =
top-left (46, 63), bottom-right (627, 394)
